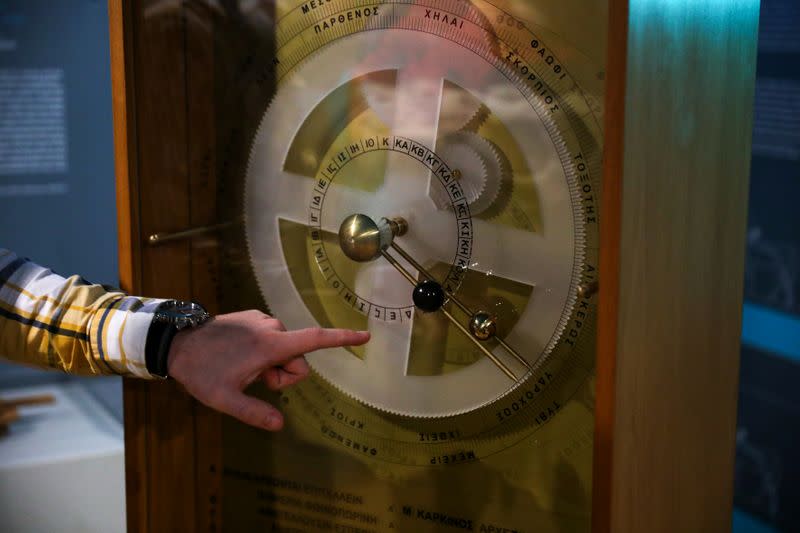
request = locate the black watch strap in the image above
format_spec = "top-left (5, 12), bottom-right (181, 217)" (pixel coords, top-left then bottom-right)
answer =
top-left (145, 300), bottom-right (210, 379)
top-left (145, 316), bottom-right (177, 379)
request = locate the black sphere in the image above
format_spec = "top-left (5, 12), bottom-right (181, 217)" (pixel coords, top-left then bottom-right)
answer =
top-left (412, 280), bottom-right (446, 312)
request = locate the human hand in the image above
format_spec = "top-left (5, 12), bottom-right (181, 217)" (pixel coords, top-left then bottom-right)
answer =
top-left (166, 310), bottom-right (369, 431)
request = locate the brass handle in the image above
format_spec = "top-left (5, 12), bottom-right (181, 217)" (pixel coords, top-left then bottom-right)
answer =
top-left (148, 221), bottom-right (236, 246)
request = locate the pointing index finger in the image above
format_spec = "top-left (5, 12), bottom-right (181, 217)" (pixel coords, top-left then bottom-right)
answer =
top-left (279, 328), bottom-right (370, 358)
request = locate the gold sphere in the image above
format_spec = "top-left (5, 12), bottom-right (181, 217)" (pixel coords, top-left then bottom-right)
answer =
top-left (338, 214), bottom-right (382, 262)
top-left (469, 311), bottom-right (497, 340)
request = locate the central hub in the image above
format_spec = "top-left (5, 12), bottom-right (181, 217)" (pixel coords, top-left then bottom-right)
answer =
top-left (338, 214), bottom-right (407, 263)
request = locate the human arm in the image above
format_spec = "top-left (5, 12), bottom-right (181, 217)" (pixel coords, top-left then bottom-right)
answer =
top-left (0, 248), bottom-right (369, 430)
top-left (0, 248), bottom-right (161, 377)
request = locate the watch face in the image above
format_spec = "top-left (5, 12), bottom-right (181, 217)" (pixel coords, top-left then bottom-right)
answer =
top-left (174, 301), bottom-right (205, 316)
top-left (159, 301), bottom-right (208, 329)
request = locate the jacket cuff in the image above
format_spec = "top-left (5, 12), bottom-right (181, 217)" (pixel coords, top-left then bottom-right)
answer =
top-left (88, 296), bottom-right (168, 379)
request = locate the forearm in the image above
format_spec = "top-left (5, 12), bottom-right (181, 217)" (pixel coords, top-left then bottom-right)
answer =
top-left (0, 249), bottom-right (371, 432)
top-left (0, 249), bottom-right (164, 378)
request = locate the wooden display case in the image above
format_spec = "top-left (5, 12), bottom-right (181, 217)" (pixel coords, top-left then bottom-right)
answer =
top-left (109, 1), bottom-right (759, 531)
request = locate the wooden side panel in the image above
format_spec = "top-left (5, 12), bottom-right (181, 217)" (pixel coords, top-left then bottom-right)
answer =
top-left (184, 4), bottom-right (224, 532)
top-left (591, 0), bottom-right (627, 530)
top-left (595, 0), bottom-right (760, 531)
top-left (133, 0), bottom-right (198, 525)
top-left (121, 380), bottom-right (149, 533)
top-left (109, 1), bottom-right (150, 531)
top-left (109, 0), bottom-right (140, 296)
top-left (111, 0), bottom-right (200, 530)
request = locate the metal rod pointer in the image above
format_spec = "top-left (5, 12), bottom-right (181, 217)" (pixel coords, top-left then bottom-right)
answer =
top-left (390, 241), bottom-right (532, 373)
top-left (380, 250), bottom-right (518, 381)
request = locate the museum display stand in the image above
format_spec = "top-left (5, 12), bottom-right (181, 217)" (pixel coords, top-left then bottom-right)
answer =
top-left (109, 1), bottom-right (759, 531)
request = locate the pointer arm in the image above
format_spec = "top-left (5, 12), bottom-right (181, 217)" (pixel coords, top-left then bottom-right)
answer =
top-left (339, 213), bottom-right (532, 381)
top-left (379, 250), bottom-right (517, 380)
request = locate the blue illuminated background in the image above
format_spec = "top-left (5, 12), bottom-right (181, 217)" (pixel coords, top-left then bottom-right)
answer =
top-left (733, 1), bottom-right (800, 531)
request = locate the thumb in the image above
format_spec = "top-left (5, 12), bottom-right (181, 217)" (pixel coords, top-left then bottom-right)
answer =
top-left (217, 390), bottom-right (284, 431)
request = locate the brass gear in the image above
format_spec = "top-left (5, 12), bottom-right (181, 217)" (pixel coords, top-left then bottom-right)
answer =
top-left (430, 132), bottom-right (510, 216)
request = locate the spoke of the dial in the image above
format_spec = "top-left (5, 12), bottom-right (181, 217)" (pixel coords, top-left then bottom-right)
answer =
top-left (363, 316), bottom-right (415, 379)
top-left (261, 170), bottom-right (312, 227)
top-left (380, 70), bottom-right (444, 200)
top-left (358, 262), bottom-right (416, 378)
top-left (391, 69), bottom-right (443, 147)
top-left (318, 183), bottom-right (383, 232)
top-left (271, 170), bottom-right (375, 232)
top-left (404, 205), bottom-right (568, 289)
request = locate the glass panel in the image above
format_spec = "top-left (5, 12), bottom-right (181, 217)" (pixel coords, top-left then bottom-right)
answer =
top-left (174, 1), bottom-right (606, 529)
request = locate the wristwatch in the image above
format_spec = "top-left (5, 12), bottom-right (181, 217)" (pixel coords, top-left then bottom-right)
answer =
top-left (145, 300), bottom-right (211, 379)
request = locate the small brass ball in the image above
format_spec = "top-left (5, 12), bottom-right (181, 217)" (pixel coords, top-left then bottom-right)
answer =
top-left (469, 311), bottom-right (497, 340)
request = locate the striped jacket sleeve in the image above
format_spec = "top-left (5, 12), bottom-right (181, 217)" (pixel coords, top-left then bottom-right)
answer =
top-left (0, 248), bottom-right (165, 378)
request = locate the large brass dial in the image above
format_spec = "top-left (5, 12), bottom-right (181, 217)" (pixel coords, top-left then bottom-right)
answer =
top-left (243, 0), bottom-right (600, 440)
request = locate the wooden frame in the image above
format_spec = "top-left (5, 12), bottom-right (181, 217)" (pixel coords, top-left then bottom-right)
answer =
top-left (110, 0), bottom-right (759, 531)
top-left (593, 1), bottom-right (759, 531)
top-left (110, 1), bottom-right (221, 530)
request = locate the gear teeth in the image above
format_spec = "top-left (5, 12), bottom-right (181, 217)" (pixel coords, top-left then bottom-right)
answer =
top-left (479, 138), bottom-right (515, 220)
top-left (432, 138), bottom-right (491, 211)
top-left (459, 103), bottom-right (491, 133)
top-left (434, 132), bottom-right (510, 216)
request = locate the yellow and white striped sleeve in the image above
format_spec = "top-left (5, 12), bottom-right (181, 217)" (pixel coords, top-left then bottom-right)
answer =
top-left (0, 248), bottom-right (165, 378)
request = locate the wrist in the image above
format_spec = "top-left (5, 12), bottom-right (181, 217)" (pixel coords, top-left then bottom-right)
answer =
top-left (144, 300), bottom-right (210, 379)
top-left (165, 328), bottom-right (192, 379)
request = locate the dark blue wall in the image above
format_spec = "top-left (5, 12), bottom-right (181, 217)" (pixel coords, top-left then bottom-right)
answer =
top-left (0, 1), bottom-right (121, 417)
top-left (734, 0), bottom-right (800, 531)
top-left (0, 0), bottom-right (117, 285)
